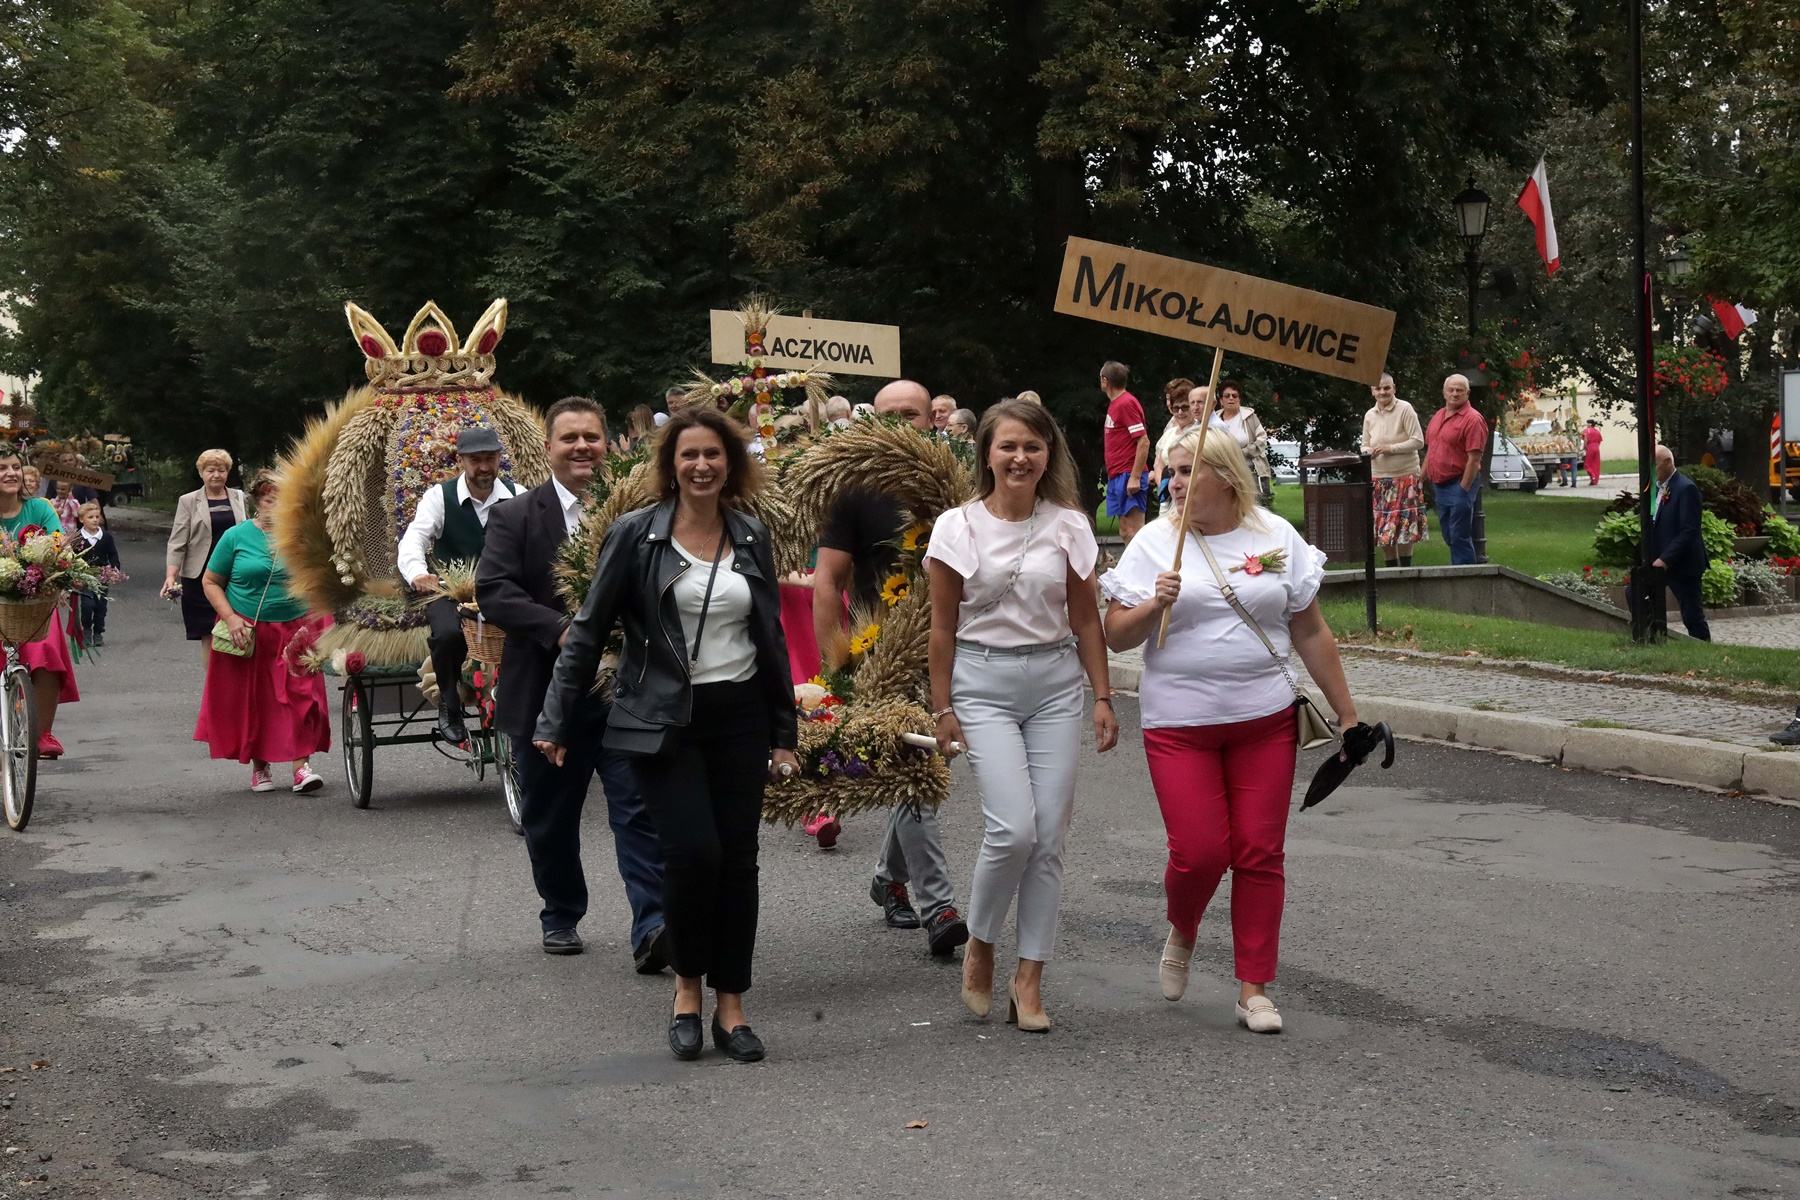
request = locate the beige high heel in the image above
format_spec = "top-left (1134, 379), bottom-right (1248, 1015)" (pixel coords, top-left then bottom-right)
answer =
top-left (1006, 981), bottom-right (1051, 1033)
top-left (961, 944), bottom-right (993, 1018)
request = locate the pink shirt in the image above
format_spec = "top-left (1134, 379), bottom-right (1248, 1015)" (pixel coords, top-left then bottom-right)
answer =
top-left (925, 500), bottom-right (1098, 648)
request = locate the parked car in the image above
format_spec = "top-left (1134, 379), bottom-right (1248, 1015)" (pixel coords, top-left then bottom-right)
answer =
top-left (1489, 431), bottom-right (1539, 491)
top-left (1269, 440), bottom-right (1300, 484)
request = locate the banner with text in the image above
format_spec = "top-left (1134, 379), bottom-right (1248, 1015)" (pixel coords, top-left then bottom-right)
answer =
top-left (709, 311), bottom-right (901, 380)
top-left (1053, 238), bottom-right (1396, 385)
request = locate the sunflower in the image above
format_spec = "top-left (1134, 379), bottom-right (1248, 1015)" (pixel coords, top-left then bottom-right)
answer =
top-left (847, 622), bottom-right (882, 657)
top-left (899, 522), bottom-right (929, 553)
top-left (879, 572), bottom-right (910, 607)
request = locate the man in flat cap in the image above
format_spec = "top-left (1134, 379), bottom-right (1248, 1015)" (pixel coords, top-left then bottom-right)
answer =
top-left (398, 426), bottom-right (522, 743)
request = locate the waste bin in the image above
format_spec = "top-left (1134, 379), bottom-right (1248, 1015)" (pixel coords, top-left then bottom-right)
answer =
top-left (1300, 450), bottom-right (1370, 565)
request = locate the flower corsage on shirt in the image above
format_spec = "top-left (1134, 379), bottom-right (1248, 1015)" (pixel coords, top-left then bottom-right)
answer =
top-left (1229, 549), bottom-right (1288, 576)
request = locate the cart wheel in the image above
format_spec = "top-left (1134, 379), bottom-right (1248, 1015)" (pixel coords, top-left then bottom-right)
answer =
top-left (494, 728), bottom-right (524, 835)
top-left (2, 661), bottom-right (38, 832)
top-left (342, 679), bottom-right (374, 809)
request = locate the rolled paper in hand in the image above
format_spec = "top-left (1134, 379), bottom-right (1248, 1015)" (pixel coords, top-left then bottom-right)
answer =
top-left (900, 731), bottom-right (963, 757)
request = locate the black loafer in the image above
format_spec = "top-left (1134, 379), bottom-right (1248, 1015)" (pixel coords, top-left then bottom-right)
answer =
top-left (634, 927), bottom-right (669, 975)
top-left (870, 878), bottom-right (920, 929)
top-left (668, 1013), bottom-right (703, 1061)
top-left (541, 927), bottom-right (583, 955)
top-left (926, 907), bottom-right (970, 958)
top-left (711, 1014), bottom-right (765, 1063)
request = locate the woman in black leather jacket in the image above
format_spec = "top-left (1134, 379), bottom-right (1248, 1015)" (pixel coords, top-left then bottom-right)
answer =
top-left (536, 406), bottom-right (798, 1063)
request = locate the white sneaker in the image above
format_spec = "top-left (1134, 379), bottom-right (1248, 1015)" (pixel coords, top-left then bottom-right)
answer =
top-left (1235, 994), bottom-right (1283, 1034)
top-left (1158, 928), bottom-right (1192, 1001)
top-left (292, 765), bottom-right (324, 794)
top-left (249, 765), bottom-right (276, 793)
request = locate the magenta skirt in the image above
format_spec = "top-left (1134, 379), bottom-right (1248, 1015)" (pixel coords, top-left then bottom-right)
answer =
top-left (194, 616), bottom-right (331, 764)
top-left (780, 582), bottom-right (821, 684)
top-left (18, 607), bottom-right (79, 704)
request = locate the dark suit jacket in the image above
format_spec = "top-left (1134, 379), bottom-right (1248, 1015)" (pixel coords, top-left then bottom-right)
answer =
top-left (475, 480), bottom-right (580, 740)
top-left (1651, 470), bottom-right (1707, 579)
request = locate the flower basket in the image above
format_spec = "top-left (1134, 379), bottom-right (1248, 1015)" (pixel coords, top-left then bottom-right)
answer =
top-left (0, 591), bottom-right (64, 645)
top-left (458, 604), bottom-right (505, 667)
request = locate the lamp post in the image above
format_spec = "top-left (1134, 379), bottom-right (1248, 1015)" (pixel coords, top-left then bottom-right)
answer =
top-left (1452, 177), bottom-right (1493, 562)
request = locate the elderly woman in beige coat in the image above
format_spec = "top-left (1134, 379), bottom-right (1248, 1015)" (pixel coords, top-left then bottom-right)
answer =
top-left (164, 449), bottom-right (247, 663)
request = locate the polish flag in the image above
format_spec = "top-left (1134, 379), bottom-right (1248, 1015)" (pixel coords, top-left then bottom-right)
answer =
top-left (1515, 158), bottom-right (1560, 276)
top-left (1709, 298), bottom-right (1758, 339)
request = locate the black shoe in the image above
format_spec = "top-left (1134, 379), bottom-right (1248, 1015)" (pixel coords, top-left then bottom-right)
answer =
top-left (634, 926), bottom-right (669, 975)
top-left (436, 697), bottom-right (469, 745)
top-left (711, 1014), bottom-right (766, 1063)
top-left (1771, 708), bottom-right (1800, 746)
top-left (541, 927), bottom-right (583, 955)
top-left (668, 1012), bottom-right (704, 1061)
top-left (870, 878), bottom-right (920, 929)
top-left (926, 906), bottom-right (970, 958)
top-left (90, 632), bottom-right (104, 647)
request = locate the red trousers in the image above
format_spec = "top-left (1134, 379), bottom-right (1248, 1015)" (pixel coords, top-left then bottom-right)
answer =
top-left (1143, 707), bottom-right (1297, 984)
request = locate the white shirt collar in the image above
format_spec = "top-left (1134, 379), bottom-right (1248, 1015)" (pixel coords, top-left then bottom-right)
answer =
top-left (455, 473), bottom-right (514, 514)
top-left (80, 528), bottom-right (102, 544)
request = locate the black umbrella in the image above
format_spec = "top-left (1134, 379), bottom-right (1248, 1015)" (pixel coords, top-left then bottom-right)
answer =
top-left (1301, 722), bottom-right (1395, 811)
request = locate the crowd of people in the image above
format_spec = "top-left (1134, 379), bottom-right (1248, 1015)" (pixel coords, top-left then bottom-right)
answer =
top-left (29, 355), bottom-right (1650, 1063)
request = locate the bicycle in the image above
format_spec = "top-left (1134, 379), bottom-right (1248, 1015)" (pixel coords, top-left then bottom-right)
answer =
top-left (0, 591), bottom-right (61, 832)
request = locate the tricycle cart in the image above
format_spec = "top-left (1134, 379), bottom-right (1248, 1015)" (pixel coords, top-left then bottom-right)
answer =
top-left (331, 659), bottom-right (522, 833)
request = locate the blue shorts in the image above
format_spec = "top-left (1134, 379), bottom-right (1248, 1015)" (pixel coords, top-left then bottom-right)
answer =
top-left (1105, 472), bottom-right (1151, 518)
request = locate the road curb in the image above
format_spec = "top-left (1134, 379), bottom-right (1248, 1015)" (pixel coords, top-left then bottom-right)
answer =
top-left (1109, 656), bottom-right (1800, 805)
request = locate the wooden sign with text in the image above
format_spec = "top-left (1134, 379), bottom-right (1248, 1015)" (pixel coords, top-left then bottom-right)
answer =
top-left (39, 463), bottom-right (116, 491)
top-left (1053, 238), bottom-right (1396, 385)
top-left (709, 311), bottom-right (902, 379)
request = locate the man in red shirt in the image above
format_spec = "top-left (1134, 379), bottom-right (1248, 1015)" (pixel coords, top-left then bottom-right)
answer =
top-left (1100, 361), bottom-right (1151, 543)
top-left (1424, 373), bottom-right (1487, 565)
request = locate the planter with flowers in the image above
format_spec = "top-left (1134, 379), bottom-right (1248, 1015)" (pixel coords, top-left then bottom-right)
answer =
top-left (0, 525), bottom-right (103, 643)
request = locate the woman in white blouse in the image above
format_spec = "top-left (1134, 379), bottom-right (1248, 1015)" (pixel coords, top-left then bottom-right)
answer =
top-left (925, 399), bottom-right (1119, 1032)
top-left (1209, 379), bottom-right (1274, 504)
top-left (1100, 428), bottom-right (1358, 1034)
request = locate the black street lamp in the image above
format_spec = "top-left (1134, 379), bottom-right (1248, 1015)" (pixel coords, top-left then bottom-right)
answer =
top-left (1452, 176), bottom-right (1493, 562)
top-left (1453, 177), bottom-right (1492, 336)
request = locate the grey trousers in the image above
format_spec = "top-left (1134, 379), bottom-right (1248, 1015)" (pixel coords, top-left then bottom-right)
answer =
top-left (951, 639), bottom-right (1084, 961)
top-left (875, 799), bottom-right (956, 922)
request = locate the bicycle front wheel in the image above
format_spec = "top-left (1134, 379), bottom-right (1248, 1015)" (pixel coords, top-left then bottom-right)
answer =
top-left (2, 661), bottom-right (39, 831)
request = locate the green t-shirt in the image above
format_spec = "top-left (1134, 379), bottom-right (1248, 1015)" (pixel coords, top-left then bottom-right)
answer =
top-left (0, 497), bottom-right (63, 540)
top-left (204, 521), bottom-right (307, 622)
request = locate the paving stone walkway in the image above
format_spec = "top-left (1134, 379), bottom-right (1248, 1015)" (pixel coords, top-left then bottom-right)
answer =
top-left (1711, 613), bottom-right (1800, 650)
top-left (1108, 644), bottom-right (1797, 748)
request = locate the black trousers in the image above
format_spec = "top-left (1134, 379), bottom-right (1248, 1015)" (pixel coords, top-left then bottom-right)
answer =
top-left (424, 597), bottom-right (467, 700)
top-left (79, 592), bottom-right (108, 635)
top-left (1668, 570), bottom-right (1711, 641)
top-left (629, 680), bottom-right (770, 993)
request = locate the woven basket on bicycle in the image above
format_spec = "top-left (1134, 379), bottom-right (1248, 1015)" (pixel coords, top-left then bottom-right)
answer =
top-left (458, 603), bottom-right (506, 668)
top-left (0, 592), bottom-right (64, 645)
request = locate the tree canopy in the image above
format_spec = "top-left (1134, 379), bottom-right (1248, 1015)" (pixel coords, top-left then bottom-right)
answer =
top-left (1, 0), bottom-right (1793, 484)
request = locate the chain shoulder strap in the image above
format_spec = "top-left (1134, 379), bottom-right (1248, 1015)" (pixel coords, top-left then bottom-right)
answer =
top-left (969, 501), bottom-right (1037, 615)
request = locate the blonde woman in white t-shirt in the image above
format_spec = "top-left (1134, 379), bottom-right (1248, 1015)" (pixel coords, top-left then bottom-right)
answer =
top-left (925, 399), bottom-right (1119, 1032)
top-left (1100, 428), bottom-right (1358, 1035)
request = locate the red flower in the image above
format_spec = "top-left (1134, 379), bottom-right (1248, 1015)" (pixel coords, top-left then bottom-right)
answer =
top-left (344, 651), bottom-right (367, 675)
top-left (1242, 553), bottom-right (1265, 576)
top-left (16, 524), bottom-right (44, 542)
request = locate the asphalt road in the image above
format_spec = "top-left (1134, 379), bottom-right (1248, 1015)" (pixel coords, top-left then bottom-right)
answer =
top-left (2, 526), bottom-right (1798, 1199)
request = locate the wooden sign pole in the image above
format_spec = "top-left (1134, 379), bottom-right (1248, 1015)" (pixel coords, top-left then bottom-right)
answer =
top-left (1156, 346), bottom-right (1226, 648)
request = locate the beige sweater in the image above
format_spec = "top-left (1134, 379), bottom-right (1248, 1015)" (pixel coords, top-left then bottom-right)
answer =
top-left (1361, 399), bottom-right (1424, 479)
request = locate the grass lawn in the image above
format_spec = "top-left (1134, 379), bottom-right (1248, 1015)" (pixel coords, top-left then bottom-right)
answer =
top-left (1601, 458), bottom-right (1638, 475)
top-left (1267, 485), bottom-right (1610, 578)
top-left (1321, 599), bottom-right (1800, 692)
